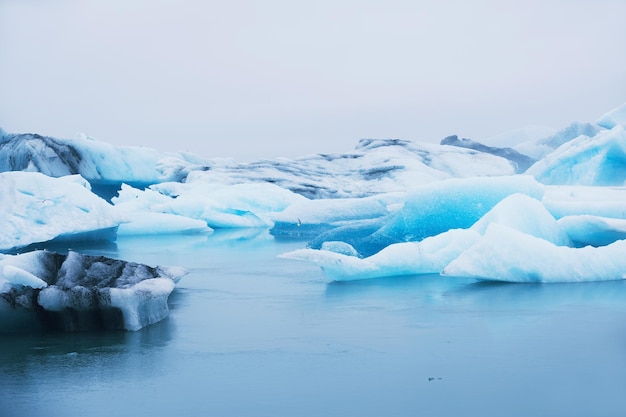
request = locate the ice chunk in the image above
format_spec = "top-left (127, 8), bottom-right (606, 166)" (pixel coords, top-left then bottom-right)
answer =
top-left (281, 229), bottom-right (481, 281)
top-left (117, 213), bottom-right (213, 236)
top-left (0, 172), bottom-right (123, 251)
top-left (527, 126), bottom-right (626, 186)
top-left (443, 224), bottom-right (626, 283)
top-left (0, 251), bottom-right (187, 332)
top-left (114, 182), bottom-right (305, 230)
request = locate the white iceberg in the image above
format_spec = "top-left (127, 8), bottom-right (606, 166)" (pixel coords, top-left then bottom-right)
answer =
top-left (280, 229), bottom-right (481, 281)
top-left (113, 181), bottom-right (306, 229)
top-left (0, 172), bottom-right (123, 252)
top-left (443, 224), bottom-right (626, 283)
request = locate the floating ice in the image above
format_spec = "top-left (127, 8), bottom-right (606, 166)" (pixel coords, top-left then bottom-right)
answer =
top-left (0, 132), bottom-right (210, 199)
top-left (0, 250), bottom-right (187, 332)
top-left (443, 224), bottom-right (626, 283)
top-left (370, 175), bottom-right (544, 245)
top-left (3, 103), bottom-right (626, 286)
top-left (113, 181), bottom-right (305, 229)
top-left (281, 186), bottom-right (626, 282)
top-left (0, 172), bottom-right (123, 252)
top-left (281, 229), bottom-right (481, 281)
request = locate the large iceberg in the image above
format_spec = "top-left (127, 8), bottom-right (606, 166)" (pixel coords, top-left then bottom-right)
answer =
top-left (442, 224), bottom-right (626, 283)
top-left (0, 250), bottom-right (187, 332)
top-left (281, 188), bottom-right (626, 283)
top-left (0, 131), bottom-right (210, 199)
top-left (0, 171), bottom-right (123, 252)
top-left (113, 180), bottom-right (306, 231)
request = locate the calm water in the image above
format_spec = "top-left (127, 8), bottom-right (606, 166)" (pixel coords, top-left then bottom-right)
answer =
top-left (1, 230), bottom-right (626, 417)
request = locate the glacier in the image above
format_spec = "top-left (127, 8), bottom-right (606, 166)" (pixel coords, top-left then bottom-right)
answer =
top-left (0, 250), bottom-right (187, 332)
top-left (0, 100), bottom-right (625, 316)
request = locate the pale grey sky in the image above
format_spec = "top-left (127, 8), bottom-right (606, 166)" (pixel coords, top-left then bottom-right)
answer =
top-left (1, 0), bottom-right (625, 160)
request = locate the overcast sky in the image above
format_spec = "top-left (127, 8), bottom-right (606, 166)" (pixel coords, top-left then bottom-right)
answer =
top-left (1, 0), bottom-right (625, 160)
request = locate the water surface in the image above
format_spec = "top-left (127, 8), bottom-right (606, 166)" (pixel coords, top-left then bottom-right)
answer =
top-left (2, 231), bottom-right (626, 417)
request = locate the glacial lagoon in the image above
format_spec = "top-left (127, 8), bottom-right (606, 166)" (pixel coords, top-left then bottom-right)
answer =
top-left (2, 231), bottom-right (625, 417)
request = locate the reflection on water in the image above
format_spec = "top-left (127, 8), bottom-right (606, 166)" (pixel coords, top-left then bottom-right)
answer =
top-left (1, 312), bottom-right (175, 370)
top-left (2, 232), bottom-right (626, 417)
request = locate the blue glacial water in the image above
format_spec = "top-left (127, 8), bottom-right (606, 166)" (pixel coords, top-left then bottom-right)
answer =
top-left (1, 230), bottom-right (626, 417)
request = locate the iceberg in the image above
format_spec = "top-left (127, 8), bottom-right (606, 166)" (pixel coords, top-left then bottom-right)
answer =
top-left (0, 250), bottom-right (187, 332)
top-left (0, 131), bottom-right (210, 200)
top-left (2, 101), bottom-right (626, 286)
top-left (368, 175), bottom-right (544, 246)
top-left (281, 229), bottom-right (481, 281)
top-left (281, 193), bottom-right (565, 281)
top-left (301, 176), bottom-right (545, 257)
top-left (443, 224), bottom-right (626, 283)
top-left (281, 188), bottom-right (626, 282)
top-left (113, 181), bottom-right (306, 229)
top-left (0, 172), bottom-right (123, 252)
